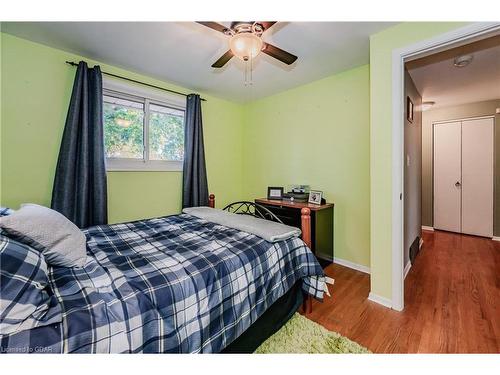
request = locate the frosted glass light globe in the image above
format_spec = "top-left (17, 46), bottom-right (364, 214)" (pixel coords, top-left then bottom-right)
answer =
top-left (229, 33), bottom-right (263, 61)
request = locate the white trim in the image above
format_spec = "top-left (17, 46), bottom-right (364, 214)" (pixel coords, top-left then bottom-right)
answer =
top-left (103, 76), bottom-right (186, 108)
top-left (433, 115), bottom-right (495, 126)
top-left (334, 257), bottom-right (370, 274)
top-left (390, 22), bottom-right (500, 313)
top-left (102, 77), bottom-right (186, 172)
top-left (492, 237), bottom-right (500, 241)
top-left (419, 238), bottom-right (424, 249)
top-left (368, 292), bottom-right (392, 309)
top-left (421, 226), bottom-right (434, 231)
top-left (106, 159), bottom-right (183, 172)
top-left (403, 261), bottom-right (412, 280)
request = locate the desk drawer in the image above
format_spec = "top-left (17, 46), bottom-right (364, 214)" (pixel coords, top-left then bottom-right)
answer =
top-left (255, 199), bottom-right (334, 266)
top-left (258, 203), bottom-right (301, 227)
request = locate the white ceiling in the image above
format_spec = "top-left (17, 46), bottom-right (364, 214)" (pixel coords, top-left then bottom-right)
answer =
top-left (408, 44), bottom-right (500, 110)
top-left (1, 22), bottom-right (394, 103)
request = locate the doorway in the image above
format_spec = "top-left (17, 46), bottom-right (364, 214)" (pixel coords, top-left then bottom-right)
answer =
top-left (390, 23), bottom-right (500, 311)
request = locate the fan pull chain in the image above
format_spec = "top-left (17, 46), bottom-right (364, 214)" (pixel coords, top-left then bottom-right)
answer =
top-left (249, 54), bottom-right (253, 86)
top-left (244, 55), bottom-right (253, 87)
top-left (244, 60), bottom-right (248, 86)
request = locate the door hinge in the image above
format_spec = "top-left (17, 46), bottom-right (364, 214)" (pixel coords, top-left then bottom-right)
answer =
top-left (400, 193), bottom-right (402, 200)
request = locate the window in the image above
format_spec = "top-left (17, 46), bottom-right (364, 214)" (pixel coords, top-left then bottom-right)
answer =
top-left (103, 95), bottom-right (145, 160)
top-left (103, 79), bottom-right (185, 171)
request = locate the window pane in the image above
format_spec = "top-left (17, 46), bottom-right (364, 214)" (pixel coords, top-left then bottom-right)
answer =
top-left (103, 95), bottom-right (144, 159)
top-left (149, 103), bottom-right (184, 161)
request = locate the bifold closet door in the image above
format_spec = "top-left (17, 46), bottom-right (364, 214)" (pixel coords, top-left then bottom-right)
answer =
top-left (461, 118), bottom-right (494, 237)
top-left (433, 121), bottom-right (462, 233)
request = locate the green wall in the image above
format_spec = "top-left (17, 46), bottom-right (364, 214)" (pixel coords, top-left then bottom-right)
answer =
top-left (0, 33), bottom-right (245, 223)
top-left (369, 22), bottom-right (468, 300)
top-left (1, 32), bottom-right (372, 268)
top-left (0, 27), bottom-right (3, 204)
top-left (3, 23), bottom-right (484, 304)
top-left (243, 65), bottom-right (371, 267)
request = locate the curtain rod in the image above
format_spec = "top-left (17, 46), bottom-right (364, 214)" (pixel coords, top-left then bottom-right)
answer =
top-left (65, 61), bottom-right (206, 102)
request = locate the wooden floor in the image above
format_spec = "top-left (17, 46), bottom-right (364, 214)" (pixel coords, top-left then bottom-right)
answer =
top-left (305, 230), bottom-right (500, 353)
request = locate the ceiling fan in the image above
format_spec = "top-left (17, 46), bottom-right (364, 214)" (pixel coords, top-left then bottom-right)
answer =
top-left (197, 21), bottom-right (298, 68)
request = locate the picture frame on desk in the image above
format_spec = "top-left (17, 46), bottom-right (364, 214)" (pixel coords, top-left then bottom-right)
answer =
top-left (267, 186), bottom-right (284, 200)
top-left (308, 190), bottom-right (323, 205)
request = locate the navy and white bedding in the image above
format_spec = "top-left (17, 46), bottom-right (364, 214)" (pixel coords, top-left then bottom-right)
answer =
top-left (0, 207), bottom-right (15, 217)
top-left (0, 236), bottom-right (62, 336)
top-left (0, 213), bottom-right (324, 353)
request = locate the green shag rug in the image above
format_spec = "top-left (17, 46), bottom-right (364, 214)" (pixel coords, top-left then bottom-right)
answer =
top-left (255, 313), bottom-right (371, 354)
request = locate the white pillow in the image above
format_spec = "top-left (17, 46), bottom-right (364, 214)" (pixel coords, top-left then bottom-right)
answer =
top-left (0, 204), bottom-right (87, 267)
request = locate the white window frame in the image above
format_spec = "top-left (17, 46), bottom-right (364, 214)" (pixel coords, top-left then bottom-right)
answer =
top-left (103, 77), bottom-right (186, 172)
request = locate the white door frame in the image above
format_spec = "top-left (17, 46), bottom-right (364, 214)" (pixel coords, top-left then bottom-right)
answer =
top-left (433, 115), bottom-right (495, 126)
top-left (390, 22), bottom-right (500, 311)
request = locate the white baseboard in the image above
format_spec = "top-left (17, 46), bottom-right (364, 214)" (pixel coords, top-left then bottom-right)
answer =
top-left (403, 261), bottom-right (412, 279)
top-left (368, 292), bottom-right (392, 308)
top-left (421, 226), bottom-right (434, 231)
top-left (492, 237), bottom-right (500, 241)
top-left (334, 257), bottom-right (370, 274)
top-left (419, 238), bottom-right (424, 249)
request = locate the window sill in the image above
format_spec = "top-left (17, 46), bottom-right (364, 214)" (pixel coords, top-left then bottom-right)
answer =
top-left (106, 159), bottom-right (183, 172)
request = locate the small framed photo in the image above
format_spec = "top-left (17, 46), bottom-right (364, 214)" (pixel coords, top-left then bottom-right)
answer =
top-left (308, 190), bottom-right (323, 205)
top-left (406, 96), bottom-right (414, 123)
top-left (267, 186), bottom-right (284, 200)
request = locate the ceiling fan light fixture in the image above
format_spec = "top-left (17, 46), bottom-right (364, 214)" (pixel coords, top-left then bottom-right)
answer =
top-left (229, 33), bottom-right (263, 61)
top-left (453, 54), bottom-right (473, 68)
top-left (421, 101), bottom-right (435, 111)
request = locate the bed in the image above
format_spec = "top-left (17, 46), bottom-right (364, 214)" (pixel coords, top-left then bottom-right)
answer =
top-left (0, 197), bottom-right (325, 353)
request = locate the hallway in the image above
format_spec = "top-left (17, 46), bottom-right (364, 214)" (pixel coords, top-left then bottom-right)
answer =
top-left (307, 230), bottom-right (500, 353)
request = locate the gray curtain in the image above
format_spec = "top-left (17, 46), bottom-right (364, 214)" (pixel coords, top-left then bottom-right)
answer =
top-left (51, 61), bottom-right (107, 228)
top-left (182, 94), bottom-right (209, 208)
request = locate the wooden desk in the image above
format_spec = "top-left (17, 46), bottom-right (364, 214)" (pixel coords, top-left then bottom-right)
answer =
top-left (255, 198), bottom-right (334, 314)
top-left (255, 198), bottom-right (334, 265)
top-left (254, 198), bottom-right (334, 211)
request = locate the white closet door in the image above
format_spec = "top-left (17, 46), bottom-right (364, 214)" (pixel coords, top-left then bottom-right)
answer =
top-left (434, 121), bottom-right (462, 233)
top-left (461, 118), bottom-right (494, 237)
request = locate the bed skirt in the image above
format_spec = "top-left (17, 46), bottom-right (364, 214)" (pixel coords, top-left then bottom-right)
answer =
top-left (221, 281), bottom-right (303, 353)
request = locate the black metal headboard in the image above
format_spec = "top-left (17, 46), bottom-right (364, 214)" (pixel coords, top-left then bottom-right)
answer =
top-left (222, 201), bottom-right (283, 224)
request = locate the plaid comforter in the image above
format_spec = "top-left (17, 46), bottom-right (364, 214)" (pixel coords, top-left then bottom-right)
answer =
top-left (1, 213), bottom-right (324, 353)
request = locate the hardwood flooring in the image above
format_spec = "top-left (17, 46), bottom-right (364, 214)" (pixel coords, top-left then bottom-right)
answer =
top-left (304, 230), bottom-right (500, 353)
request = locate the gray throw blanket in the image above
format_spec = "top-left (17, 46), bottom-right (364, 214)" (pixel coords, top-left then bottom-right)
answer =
top-left (182, 207), bottom-right (301, 243)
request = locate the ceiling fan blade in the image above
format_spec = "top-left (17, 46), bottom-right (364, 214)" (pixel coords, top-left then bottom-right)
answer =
top-left (212, 50), bottom-right (233, 68)
top-left (262, 43), bottom-right (297, 65)
top-left (196, 22), bottom-right (228, 34)
top-left (258, 22), bottom-right (277, 31)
